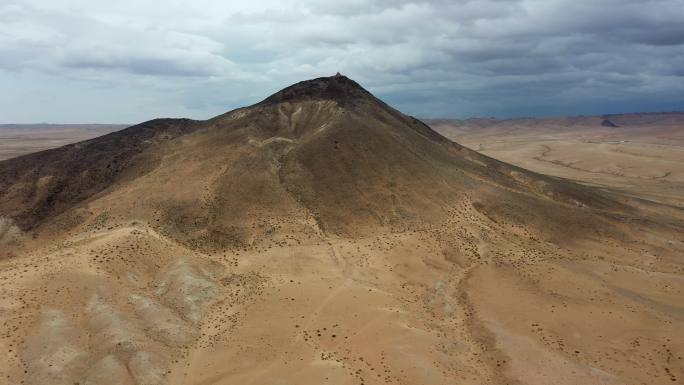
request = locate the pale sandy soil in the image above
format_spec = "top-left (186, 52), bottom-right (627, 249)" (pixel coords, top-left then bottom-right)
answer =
top-left (428, 113), bottom-right (684, 206)
top-left (0, 124), bottom-right (125, 160)
top-left (1, 197), bottom-right (682, 385)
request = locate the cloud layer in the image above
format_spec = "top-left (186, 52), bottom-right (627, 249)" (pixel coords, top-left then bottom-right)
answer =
top-left (1, 0), bottom-right (683, 122)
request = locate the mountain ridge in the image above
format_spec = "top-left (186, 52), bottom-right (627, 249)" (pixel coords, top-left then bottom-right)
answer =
top-left (0, 75), bottom-right (634, 249)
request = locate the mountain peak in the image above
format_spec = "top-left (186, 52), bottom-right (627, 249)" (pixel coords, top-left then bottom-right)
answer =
top-left (258, 74), bottom-right (375, 106)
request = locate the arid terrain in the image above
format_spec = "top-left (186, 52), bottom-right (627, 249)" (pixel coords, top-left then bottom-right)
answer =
top-left (1, 76), bottom-right (682, 385)
top-left (0, 125), bottom-right (126, 161)
top-left (428, 114), bottom-right (684, 207)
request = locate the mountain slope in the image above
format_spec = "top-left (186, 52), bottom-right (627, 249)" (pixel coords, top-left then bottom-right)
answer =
top-left (1, 75), bottom-right (625, 248)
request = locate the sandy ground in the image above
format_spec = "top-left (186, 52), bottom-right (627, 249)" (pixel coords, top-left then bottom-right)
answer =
top-left (1, 197), bottom-right (682, 385)
top-left (429, 114), bottom-right (684, 206)
top-left (0, 124), bottom-right (125, 160)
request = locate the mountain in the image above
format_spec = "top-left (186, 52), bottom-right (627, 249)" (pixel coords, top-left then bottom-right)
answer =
top-left (0, 75), bottom-right (623, 248)
top-left (1, 76), bottom-right (682, 385)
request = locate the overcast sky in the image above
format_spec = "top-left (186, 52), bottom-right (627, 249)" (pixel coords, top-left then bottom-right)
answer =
top-left (1, 0), bottom-right (683, 123)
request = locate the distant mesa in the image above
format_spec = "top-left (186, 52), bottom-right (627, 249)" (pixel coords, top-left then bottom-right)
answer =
top-left (601, 118), bottom-right (619, 128)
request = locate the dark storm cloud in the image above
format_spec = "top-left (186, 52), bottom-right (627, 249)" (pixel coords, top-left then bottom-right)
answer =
top-left (0, 0), bottom-right (682, 123)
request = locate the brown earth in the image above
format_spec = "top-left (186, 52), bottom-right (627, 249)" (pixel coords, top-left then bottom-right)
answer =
top-left (0, 76), bottom-right (682, 385)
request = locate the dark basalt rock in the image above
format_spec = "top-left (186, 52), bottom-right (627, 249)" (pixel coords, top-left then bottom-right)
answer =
top-left (258, 74), bottom-right (375, 106)
top-left (601, 119), bottom-right (619, 128)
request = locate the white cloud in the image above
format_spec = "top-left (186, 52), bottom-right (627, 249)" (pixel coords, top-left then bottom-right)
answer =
top-left (0, 0), bottom-right (683, 122)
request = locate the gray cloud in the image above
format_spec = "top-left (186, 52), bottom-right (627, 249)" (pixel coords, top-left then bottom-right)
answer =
top-left (0, 0), bottom-right (683, 123)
